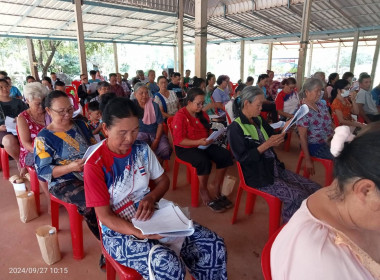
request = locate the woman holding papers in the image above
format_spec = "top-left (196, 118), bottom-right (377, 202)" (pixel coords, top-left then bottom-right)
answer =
top-left (297, 78), bottom-right (334, 176)
top-left (0, 78), bottom-right (28, 173)
top-left (172, 88), bottom-right (234, 212)
top-left (34, 91), bottom-right (100, 239)
top-left (227, 86), bottom-right (320, 222)
top-left (84, 97), bottom-right (227, 280)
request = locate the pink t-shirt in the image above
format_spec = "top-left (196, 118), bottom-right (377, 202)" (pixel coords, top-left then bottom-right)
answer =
top-left (271, 200), bottom-right (379, 280)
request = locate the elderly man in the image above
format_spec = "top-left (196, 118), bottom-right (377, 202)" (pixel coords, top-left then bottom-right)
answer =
top-left (50, 72), bottom-right (59, 88)
top-left (77, 74), bottom-right (95, 106)
top-left (136, 70), bottom-right (148, 84)
top-left (109, 73), bottom-right (126, 97)
top-left (90, 81), bottom-right (110, 103)
top-left (146, 70), bottom-right (159, 94)
top-left (356, 73), bottom-right (380, 123)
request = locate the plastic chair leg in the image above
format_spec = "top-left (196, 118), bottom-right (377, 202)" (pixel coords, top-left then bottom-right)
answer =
top-left (172, 161), bottom-right (179, 190)
top-left (67, 205), bottom-right (84, 260)
top-left (106, 258), bottom-right (117, 280)
top-left (324, 162), bottom-right (334, 186)
top-left (186, 166), bottom-right (191, 183)
top-left (245, 193), bottom-right (257, 215)
top-left (29, 170), bottom-right (40, 214)
top-left (267, 198), bottom-right (282, 237)
top-left (1, 148), bottom-right (10, 180)
top-left (231, 186), bottom-right (243, 224)
top-left (51, 199), bottom-right (60, 231)
top-left (190, 168), bottom-right (199, 208)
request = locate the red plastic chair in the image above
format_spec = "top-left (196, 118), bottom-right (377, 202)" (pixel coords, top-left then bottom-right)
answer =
top-left (0, 147), bottom-right (10, 180)
top-left (332, 113), bottom-right (340, 127)
top-left (26, 166), bottom-right (40, 214)
top-left (167, 117), bottom-right (199, 207)
top-left (295, 150), bottom-right (334, 187)
top-left (232, 162), bottom-right (282, 237)
top-left (261, 225), bottom-right (285, 280)
top-left (283, 131), bottom-right (292, 152)
top-left (71, 80), bottom-right (81, 91)
top-left (50, 194), bottom-right (84, 260)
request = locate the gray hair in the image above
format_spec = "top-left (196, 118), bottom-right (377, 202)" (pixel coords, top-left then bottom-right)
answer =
top-left (96, 81), bottom-right (110, 90)
top-left (134, 82), bottom-right (148, 94)
top-left (298, 78), bottom-right (324, 99)
top-left (233, 86), bottom-right (264, 118)
top-left (23, 82), bottom-right (49, 101)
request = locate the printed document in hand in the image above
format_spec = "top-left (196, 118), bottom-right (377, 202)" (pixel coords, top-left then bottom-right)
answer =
top-left (132, 204), bottom-right (194, 237)
top-left (270, 121), bottom-right (285, 130)
top-left (282, 104), bottom-right (309, 133)
top-left (5, 117), bottom-right (17, 135)
top-left (198, 127), bottom-right (225, 149)
top-left (83, 139), bottom-right (105, 163)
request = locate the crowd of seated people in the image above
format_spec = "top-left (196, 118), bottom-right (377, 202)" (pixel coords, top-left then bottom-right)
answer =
top-left (1, 66), bottom-right (380, 279)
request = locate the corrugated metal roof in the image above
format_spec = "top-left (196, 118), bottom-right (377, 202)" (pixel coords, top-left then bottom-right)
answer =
top-left (0, 0), bottom-right (379, 46)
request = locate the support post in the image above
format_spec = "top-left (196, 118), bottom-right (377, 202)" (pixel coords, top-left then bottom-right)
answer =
top-left (174, 46), bottom-right (178, 72)
top-left (26, 38), bottom-right (39, 81)
top-left (296, 0), bottom-right (312, 90)
top-left (370, 35), bottom-right (380, 88)
top-left (306, 41), bottom-right (313, 78)
top-left (240, 40), bottom-right (245, 81)
top-left (336, 42), bottom-right (341, 73)
top-left (178, 0), bottom-right (184, 76)
top-left (350, 31), bottom-right (359, 73)
top-left (194, 0), bottom-right (207, 78)
top-left (74, 0), bottom-right (87, 75)
top-left (113, 42), bottom-right (119, 73)
top-left (267, 42), bottom-right (273, 71)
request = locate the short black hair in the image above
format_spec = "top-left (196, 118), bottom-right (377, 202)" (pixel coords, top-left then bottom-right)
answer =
top-left (51, 72), bottom-right (56, 75)
top-left (0, 71), bottom-right (8, 77)
top-left (157, 76), bottom-right (167, 84)
top-left (44, 90), bottom-right (68, 108)
top-left (109, 73), bottom-right (117, 78)
top-left (0, 78), bottom-right (9, 86)
top-left (258, 74), bottom-right (269, 83)
top-left (246, 76), bottom-right (254, 83)
top-left (54, 80), bottom-right (65, 88)
top-left (99, 92), bottom-right (116, 113)
top-left (26, 75), bottom-right (35, 82)
top-left (342, 72), bottom-right (354, 80)
top-left (172, 72), bottom-right (181, 78)
top-left (216, 75), bottom-right (228, 85)
top-left (88, 100), bottom-right (100, 112)
top-left (235, 84), bottom-right (246, 93)
top-left (5, 76), bottom-right (11, 81)
top-left (89, 70), bottom-right (97, 76)
top-left (42, 76), bottom-right (52, 85)
top-left (102, 97), bottom-right (138, 127)
top-left (192, 77), bottom-right (205, 88)
top-left (359, 73), bottom-right (371, 84)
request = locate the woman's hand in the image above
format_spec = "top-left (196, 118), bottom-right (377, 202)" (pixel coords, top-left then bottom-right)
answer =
top-left (135, 196), bottom-right (156, 221)
top-left (266, 134), bottom-right (285, 148)
top-left (198, 138), bottom-right (213, 146)
top-left (68, 159), bottom-right (85, 172)
top-left (151, 139), bottom-right (159, 151)
top-left (134, 229), bottom-right (162, 240)
top-left (305, 157), bottom-right (315, 176)
top-left (0, 125), bottom-right (6, 132)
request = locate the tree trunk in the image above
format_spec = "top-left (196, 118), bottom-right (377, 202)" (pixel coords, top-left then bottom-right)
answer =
top-left (26, 39), bottom-right (40, 81)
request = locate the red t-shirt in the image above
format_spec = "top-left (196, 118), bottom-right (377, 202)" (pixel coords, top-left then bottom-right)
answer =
top-left (172, 107), bottom-right (210, 148)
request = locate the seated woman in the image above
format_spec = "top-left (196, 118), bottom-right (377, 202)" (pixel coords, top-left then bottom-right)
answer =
top-left (172, 88), bottom-right (233, 212)
top-left (297, 78), bottom-right (334, 175)
top-left (227, 86), bottom-right (320, 222)
top-left (34, 91), bottom-right (99, 241)
top-left (0, 78), bottom-right (28, 174)
top-left (17, 82), bottom-right (50, 211)
top-left (330, 79), bottom-right (365, 130)
top-left (154, 76), bottom-right (180, 120)
top-left (275, 78), bottom-right (299, 120)
top-left (212, 75), bottom-right (230, 117)
top-left (271, 124), bottom-right (380, 280)
top-left (203, 73), bottom-right (216, 115)
top-left (257, 74), bottom-right (278, 122)
top-left (133, 82), bottom-right (172, 164)
top-left (84, 97), bottom-right (227, 280)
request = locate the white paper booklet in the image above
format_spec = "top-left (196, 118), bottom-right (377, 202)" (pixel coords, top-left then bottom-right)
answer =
top-left (83, 139), bottom-right (105, 163)
top-left (198, 127), bottom-right (225, 149)
top-left (5, 116), bottom-right (17, 135)
top-left (270, 121), bottom-right (285, 130)
top-left (132, 204), bottom-right (194, 237)
top-left (282, 104), bottom-right (309, 133)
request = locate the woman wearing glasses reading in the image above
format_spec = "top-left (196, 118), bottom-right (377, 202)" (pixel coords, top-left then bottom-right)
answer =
top-left (172, 88), bottom-right (233, 212)
top-left (34, 90), bottom-right (100, 240)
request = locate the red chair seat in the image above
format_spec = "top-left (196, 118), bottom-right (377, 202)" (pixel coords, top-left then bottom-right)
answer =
top-left (232, 162), bottom-right (282, 237)
top-left (0, 147), bottom-right (10, 180)
top-left (167, 117), bottom-right (199, 207)
top-left (261, 225), bottom-right (285, 280)
top-left (50, 194), bottom-right (84, 260)
top-left (295, 150), bottom-right (333, 187)
top-left (26, 166), bottom-right (40, 214)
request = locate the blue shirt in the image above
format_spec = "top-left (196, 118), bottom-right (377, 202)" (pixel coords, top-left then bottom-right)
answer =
top-left (10, 86), bottom-right (22, 98)
top-left (371, 86), bottom-right (380, 105)
top-left (134, 100), bottom-right (163, 134)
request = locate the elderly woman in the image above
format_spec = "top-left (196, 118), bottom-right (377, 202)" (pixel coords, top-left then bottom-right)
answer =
top-left (0, 78), bottom-right (28, 174)
top-left (34, 91), bottom-right (99, 241)
top-left (133, 82), bottom-right (172, 163)
top-left (203, 73), bottom-right (216, 115)
top-left (271, 124), bottom-right (380, 280)
top-left (212, 75), bottom-right (230, 116)
top-left (17, 82), bottom-right (50, 209)
top-left (172, 88), bottom-right (233, 212)
top-left (153, 76), bottom-right (180, 120)
top-left (227, 86), bottom-right (320, 222)
top-left (297, 78), bottom-right (334, 175)
top-left (330, 79), bottom-right (364, 129)
top-left (84, 97), bottom-right (228, 280)
top-left (275, 78), bottom-right (299, 120)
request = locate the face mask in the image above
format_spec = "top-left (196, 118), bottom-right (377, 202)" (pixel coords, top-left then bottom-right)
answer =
top-left (319, 90), bottom-right (324, 101)
top-left (341, 90), bottom-right (350, 98)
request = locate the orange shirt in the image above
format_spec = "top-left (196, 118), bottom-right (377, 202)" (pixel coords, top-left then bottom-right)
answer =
top-left (331, 98), bottom-right (352, 121)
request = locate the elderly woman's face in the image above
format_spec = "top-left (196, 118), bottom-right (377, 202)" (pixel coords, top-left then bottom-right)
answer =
top-left (158, 78), bottom-right (168, 91)
top-left (135, 87), bottom-right (150, 106)
top-left (245, 94), bottom-right (264, 117)
top-left (305, 86), bottom-right (322, 103)
top-left (47, 96), bottom-right (73, 124)
top-left (104, 116), bottom-right (139, 154)
top-left (28, 97), bottom-right (45, 114)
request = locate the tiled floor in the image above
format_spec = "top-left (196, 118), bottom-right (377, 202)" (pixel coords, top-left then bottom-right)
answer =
top-left (0, 134), bottom-right (326, 280)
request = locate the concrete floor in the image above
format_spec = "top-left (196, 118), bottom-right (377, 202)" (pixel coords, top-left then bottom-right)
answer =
top-left (0, 134), bottom-right (326, 280)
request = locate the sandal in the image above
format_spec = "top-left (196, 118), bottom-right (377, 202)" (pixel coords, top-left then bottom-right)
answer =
top-left (217, 195), bottom-right (233, 209)
top-left (207, 200), bottom-right (226, 213)
top-left (99, 254), bottom-right (106, 272)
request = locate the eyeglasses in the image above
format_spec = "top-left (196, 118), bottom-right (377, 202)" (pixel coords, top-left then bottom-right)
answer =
top-left (193, 101), bottom-right (205, 107)
top-left (50, 106), bottom-right (74, 116)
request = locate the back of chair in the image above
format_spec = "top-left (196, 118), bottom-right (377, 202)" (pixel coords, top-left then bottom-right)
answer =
top-left (261, 225), bottom-right (285, 280)
top-left (332, 113), bottom-right (340, 127)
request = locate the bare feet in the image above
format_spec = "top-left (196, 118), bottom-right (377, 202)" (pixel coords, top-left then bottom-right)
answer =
top-left (199, 188), bottom-right (211, 205)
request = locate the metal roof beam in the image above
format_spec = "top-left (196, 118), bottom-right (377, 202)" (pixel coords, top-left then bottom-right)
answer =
top-left (287, 5), bottom-right (324, 31)
top-left (208, 22), bottom-right (244, 38)
top-left (126, 25), bottom-right (173, 42)
top-left (183, 23), bottom-right (225, 40)
top-left (327, 1), bottom-right (358, 28)
top-left (6, 0), bottom-right (43, 35)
